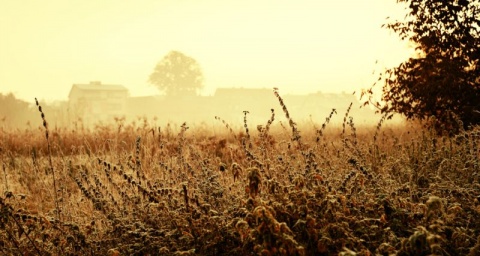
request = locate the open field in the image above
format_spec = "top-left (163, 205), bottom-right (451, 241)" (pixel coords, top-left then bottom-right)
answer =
top-left (1, 100), bottom-right (480, 255)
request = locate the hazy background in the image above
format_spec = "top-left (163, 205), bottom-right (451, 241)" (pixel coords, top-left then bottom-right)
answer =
top-left (0, 0), bottom-right (413, 102)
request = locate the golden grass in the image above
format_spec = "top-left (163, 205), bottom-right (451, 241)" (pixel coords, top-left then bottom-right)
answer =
top-left (1, 97), bottom-right (480, 255)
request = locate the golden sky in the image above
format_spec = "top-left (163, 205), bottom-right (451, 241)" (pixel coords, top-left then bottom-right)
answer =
top-left (0, 0), bottom-right (413, 102)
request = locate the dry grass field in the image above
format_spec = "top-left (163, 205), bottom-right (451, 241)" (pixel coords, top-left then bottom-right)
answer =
top-left (1, 93), bottom-right (480, 255)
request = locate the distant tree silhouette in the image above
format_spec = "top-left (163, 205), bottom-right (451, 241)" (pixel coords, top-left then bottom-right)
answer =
top-left (362, 0), bottom-right (480, 133)
top-left (0, 93), bottom-right (35, 128)
top-left (149, 51), bottom-right (204, 97)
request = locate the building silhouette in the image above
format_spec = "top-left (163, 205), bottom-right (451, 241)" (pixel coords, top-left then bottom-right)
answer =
top-left (68, 81), bottom-right (128, 125)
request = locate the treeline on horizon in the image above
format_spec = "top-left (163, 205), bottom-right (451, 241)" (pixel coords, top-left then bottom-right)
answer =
top-left (0, 91), bottom-right (384, 131)
top-left (0, 93), bottom-right (68, 129)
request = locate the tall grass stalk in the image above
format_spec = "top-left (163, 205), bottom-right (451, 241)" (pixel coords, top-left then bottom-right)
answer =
top-left (35, 98), bottom-right (60, 221)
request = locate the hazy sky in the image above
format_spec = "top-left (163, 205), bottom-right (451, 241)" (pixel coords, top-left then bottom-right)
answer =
top-left (0, 0), bottom-right (413, 102)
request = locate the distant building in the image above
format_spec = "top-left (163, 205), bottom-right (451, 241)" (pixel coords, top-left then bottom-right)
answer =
top-left (214, 87), bottom-right (273, 100)
top-left (212, 88), bottom-right (377, 124)
top-left (213, 88), bottom-right (278, 122)
top-left (68, 81), bottom-right (128, 125)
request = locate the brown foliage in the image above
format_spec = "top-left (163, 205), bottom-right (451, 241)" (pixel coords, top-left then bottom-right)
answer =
top-left (1, 90), bottom-right (480, 254)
